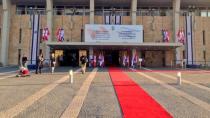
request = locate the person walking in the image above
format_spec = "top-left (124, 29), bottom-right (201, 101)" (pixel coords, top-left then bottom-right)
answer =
top-left (50, 53), bottom-right (56, 73)
top-left (80, 55), bottom-right (87, 74)
top-left (36, 53), bottom-right (44, 74)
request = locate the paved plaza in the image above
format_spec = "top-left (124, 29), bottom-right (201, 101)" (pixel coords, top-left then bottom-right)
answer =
top-left (0, 66), bottom-right (210, 118)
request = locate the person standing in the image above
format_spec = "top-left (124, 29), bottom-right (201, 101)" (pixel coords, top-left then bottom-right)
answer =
top-left (59, 54), bottom-right (63, 66)
top-left (36, 53), bottom-right (44, 74)
top-left (50, 53), bottom-right (56, 73)
top-left (21, 54), bottom-right (28, 68)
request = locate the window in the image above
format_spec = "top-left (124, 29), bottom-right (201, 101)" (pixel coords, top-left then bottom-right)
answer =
top-left (208, 12), bottom-right (210, 17)
top-left (16, 5), bottom-right (26, 15)
top-left (18, 49), bottom-right (21, 65)
top-left (183, 51), bottom-right (185, 59)
top-left (39, 29), bottom-right (43, 43)
top-left (203, 51), bottom-right (206, 60)
top-left (203, 30), bottom-right (206, 45)
top-left (54, 6), bottom-right (64, 15)
top-left (104, 16), bottom-right (121, 25)
top-left (201, 11), bottom-right (207, 17)
top-left (16, 5), bottom-right (46, 15)
top-left (19, 28), bottom-right (22, 44)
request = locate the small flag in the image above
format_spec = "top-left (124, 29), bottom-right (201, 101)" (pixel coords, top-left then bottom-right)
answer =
top-left (56, 28), bottom-right (64, 42)
top-left (42, 27), bottom-right (50, 41)
top-left (162, 29), bottom-right (170, 42)
top-left (177, 28), bottom-right (185, 44)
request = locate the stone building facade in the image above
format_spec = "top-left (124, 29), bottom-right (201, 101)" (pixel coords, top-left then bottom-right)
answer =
top-left (0, 0), bottom-right (210, 67)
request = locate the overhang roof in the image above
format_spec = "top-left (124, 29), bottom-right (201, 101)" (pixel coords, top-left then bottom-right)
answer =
top-left (46, 42), bottom-right (183, 50)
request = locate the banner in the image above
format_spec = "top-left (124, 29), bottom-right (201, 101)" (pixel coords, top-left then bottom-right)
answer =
top-left (186, 16), bottom-right (193, 65)
top-left (85, 24), bottom-right (143, 43)
top-left (30, 14), bottom-right (40, 65)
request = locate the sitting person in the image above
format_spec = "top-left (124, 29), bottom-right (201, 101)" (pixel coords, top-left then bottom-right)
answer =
top-left (16, 66), bottom-right (30, 77)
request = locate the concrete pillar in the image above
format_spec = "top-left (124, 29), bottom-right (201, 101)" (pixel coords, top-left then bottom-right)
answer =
top-left (89, 0), bottom-right (94, 24)
top-left (0, 0), bottom-right (11, 66)
top-left (173, 0), bottom-right (181, 64)
top-left (131, 0), bottom-right (137, 25)
top-left (46, 0), bottom-right (53, 61)
top-left (173, 0), bottom-right (180, 42)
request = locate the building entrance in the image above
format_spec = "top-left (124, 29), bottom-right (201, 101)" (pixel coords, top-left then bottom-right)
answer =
top-left (63, 50), bottom-right (79, 67)
top-left (91, 50), bottom-right (131, 67)
top-left (104, 50), bottom-right (120, 67)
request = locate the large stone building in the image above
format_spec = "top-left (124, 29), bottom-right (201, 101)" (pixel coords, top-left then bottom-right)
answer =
top-left (0, 0), bottom-right (210, 67)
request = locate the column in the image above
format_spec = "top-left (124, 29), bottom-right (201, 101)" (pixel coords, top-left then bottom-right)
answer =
top-left (46, 0), bottom-right (53, 61)
top-left (0, 0), bottom-right (11, 66)
top-left (131, 0), bottom-right (137, 25)
top-left (89, 0), bottom-right (94, 24)
top-left (173, 0), bottom-right (180, 42)
top-left (173, 0), bottom-right (181, 64)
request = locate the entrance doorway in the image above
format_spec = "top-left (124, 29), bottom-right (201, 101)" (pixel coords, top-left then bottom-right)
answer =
top-left (63, 50), bottom-right (79, 67)
top-left (104, 50), bottom-right (120, 67)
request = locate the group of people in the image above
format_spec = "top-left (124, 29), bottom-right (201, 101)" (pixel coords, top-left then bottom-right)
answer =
top-left (17, 53), bottom-right (57, 77)
top-left (35, 53), bottom-right (56, 74)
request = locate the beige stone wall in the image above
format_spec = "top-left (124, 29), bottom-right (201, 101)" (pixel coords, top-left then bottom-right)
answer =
top-left (137, 16), bottom-right (173, 43)
top-left (193, 16), bottom-right (204, 64)
top-left (8, 5), bottom-right (48, 65)
top-left (53, 16), bottom-right (89, 42)
top-left (122, 16), bottom-right (131, 25)
top-left (8, 5), bottom-right (19, 65)
top-left (8, 7), bottom-right (33, 65)
top-left (7, 6), bottom-right (210, 66)
top-left (95, 16), bottom-right (103, 24)
top-left (204, 17), bottom-right (210, 66)
top-left (179, 16), bottom-right (210, 65)
top-left (165, 50), bottom-right (175, 67)
top-left (145, 51), bottom-right (164, 67)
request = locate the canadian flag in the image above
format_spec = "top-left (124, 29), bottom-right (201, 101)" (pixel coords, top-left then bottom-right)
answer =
top-left (42, 27), bottom-right (50, 41)
top-left (177, 29), bottom-right (185, 44)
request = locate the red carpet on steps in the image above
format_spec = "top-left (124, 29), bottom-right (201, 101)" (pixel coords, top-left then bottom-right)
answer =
top-left (109, 67), bottom-right (172, 118)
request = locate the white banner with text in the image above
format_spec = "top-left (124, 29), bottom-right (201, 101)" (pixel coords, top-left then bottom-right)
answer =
top-left (85, 24), bottom-right (143, 43)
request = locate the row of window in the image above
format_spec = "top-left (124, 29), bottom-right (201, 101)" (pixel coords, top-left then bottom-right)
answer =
top-left (16, 5), bottom-right (210, 17)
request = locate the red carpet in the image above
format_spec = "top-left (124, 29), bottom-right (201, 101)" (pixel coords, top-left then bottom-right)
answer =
top-left (109, 67), bottom-right (172, 118)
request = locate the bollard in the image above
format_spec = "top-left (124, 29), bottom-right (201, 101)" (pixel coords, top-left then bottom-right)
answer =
top-left (177, 72), bottom-right (181, 85)
top-left (139, 58), bottom-right (142, 69)
top-left (69, 70), bottom-right (73, 84)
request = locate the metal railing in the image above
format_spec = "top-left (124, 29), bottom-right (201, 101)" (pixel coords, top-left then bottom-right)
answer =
top-left (173, 60), bottom-right (210, 69)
